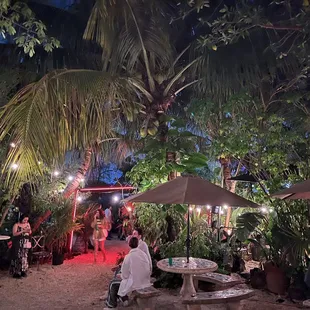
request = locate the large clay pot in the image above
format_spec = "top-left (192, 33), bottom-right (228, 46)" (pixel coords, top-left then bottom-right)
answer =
top-left (264, 261), bottom-right (289, 295)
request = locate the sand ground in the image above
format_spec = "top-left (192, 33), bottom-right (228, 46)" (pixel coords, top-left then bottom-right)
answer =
top-left (0, 239), bottom-right (303, 310)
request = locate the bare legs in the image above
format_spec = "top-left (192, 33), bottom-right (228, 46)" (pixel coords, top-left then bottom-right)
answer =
top-left (94, 239), bottom-right (106, 263)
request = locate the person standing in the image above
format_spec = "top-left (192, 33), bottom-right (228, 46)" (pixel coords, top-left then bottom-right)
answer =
top-left (10, 213), bottom-right (32, 278)
top-left (105, 206), bottom-right (113, 240)
top-left (91, 209), bottom-right (108, 263)
top-left (106, 237), bottom-right (151, 308)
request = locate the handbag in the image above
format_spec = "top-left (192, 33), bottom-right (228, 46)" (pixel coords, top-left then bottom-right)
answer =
top-left (23, 240), bottom-right (32, 249)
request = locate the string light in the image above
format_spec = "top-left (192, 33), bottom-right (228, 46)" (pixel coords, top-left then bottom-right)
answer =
top-left (77, 196), bottom-right (83, 202)
top-left (189, 206), bottom-right (193, 211)
top-left (206, 205), bottom-right (211, 210)
top-left (227, 229), bottom-right (232, 236)
top-left (80, 178), bottom-right (85, 182)
top-left (261, 207), bottom-right (268, 213)
top-left (53, 171), bottom-right (60, 177)
top-left (68, 175), bottom-right (74, 181)
top-left (269, 208), bottom-right (273, 213)
top-left (11, 163), bottom-right (18, 170)
top-left (10, 142), bottom-right (16, 148)
top-left (38, 161), bottom-right (41, 165)
top-left (220, 209), bottom-right (224, 215)
top-left (223, 204), bottom-right (228, 209)
top-left (196, 207), bottom-right (201, 214)
top-left (127, 206), bottom-right (132, 212)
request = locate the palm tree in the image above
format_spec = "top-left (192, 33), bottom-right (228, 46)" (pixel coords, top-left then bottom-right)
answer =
top-left (0, 0), bottom-right (201, 194)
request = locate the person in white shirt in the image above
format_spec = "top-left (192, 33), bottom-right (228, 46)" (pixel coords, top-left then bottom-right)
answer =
top-left (132, 228), bottom-right (152, 273)
top-left (106, 237), bottom-right (151, 308)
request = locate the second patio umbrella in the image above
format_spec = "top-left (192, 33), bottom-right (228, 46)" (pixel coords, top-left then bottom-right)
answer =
top-left (124, 176), bottom-right (259, 262)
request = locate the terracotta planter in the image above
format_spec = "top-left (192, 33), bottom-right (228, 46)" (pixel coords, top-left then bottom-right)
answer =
top-left (264, 262), bottom-right (289, 295)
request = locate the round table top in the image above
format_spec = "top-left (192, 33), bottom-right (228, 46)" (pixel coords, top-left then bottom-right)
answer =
top-left (157, 257), bottom-right (218, 275)
top-left (0, 235), bottom-right (10, 241)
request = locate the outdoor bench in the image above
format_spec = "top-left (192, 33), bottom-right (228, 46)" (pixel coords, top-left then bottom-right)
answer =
top-left (182, 288), bottom-right (254, 310)
top-left (193, 272), bottom-right (244, 290)
top-left (135, 286), bottom-right (161, 310)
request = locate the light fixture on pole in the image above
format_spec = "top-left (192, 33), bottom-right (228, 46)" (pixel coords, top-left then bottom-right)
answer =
top-left (112, 194), bottom-right (120, 203)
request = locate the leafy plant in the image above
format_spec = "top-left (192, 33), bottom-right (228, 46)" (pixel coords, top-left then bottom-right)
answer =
top-left (0, 0), bottom-right (60, 57)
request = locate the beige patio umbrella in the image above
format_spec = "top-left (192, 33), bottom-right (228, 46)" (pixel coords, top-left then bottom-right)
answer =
top-left (124, 176), bottom-right (259, 262)
top-left (272, 179), bottom-right (310, 225)
top-left (272, 179), bottom-right (310, 200)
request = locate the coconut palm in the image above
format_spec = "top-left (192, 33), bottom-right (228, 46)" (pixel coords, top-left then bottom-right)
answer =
top-left (0, 0), bottom-right (201, 194)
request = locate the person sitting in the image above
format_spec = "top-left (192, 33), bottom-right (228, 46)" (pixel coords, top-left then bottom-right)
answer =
top-left (106, 237), bottom-right (151, 308)
top-left (126, 228), bottom-right (152, 273)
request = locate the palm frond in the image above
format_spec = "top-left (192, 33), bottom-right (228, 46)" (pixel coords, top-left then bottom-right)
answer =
top-left (84, 0), bottom-right (177, 74)
top-left (192, 30), bottom-right (301, 101)
top-left (0, 69), bottom-right (141, 193)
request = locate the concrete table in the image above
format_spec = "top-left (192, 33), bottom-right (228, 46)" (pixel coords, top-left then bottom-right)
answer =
top-left (0, 235), bottom-right (10, 241)
top-left (157, 257), bottom-right (218, 298)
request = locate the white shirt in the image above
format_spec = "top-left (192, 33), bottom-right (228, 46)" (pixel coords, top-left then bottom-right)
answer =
top-left (125, 237), bottom-right (152, 273)
top-left (138, 239), bottom-right (152, 273)
top-left (105, 208), bottom-right (112, 222)
top-left (118, 248), bottom-right (151, 296)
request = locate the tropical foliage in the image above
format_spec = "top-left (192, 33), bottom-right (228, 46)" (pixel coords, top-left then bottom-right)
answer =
top-left (0, 0), bottom-right (60, 56)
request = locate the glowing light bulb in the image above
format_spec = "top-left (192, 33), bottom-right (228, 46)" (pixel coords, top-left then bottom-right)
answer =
top-left (261, 207), bottom-right (268, 213)
top-left (53, 171), bottom-right (60, 177)
top-left (127, 206), bottom-right (132, 212)
top-left (68, 175), bottom-right (74, 181)
top-left (189, 207), bottom-right (193, 212)
top-left (220, 210), bottom-right (224, 215)
top-left (223, 204), bottom-right (228, 209)
top-left (77, 196), bottom-right (82, 202)
top-left (206, 205), bottom-right (211, 210)
top-left (11, 163), bottom-right (18, 170)
top-left (227, 229), bottom-right (232, 236)
top-left (10, 142), bottom-right (16, 148)
top-left (112, 195), bottom-right (120, 203)
top-left (38, 161), bottom-right (41, 165)
top-left (269, 208), bottom-right (273, 213)
top-left (80, 178), bottom-right (85, 182)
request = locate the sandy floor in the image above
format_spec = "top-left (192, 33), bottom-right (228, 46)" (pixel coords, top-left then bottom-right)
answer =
top-left (0, 239), bottom-right (302, 310)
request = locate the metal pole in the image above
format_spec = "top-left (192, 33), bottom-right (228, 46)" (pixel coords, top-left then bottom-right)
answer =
top-left (186, 205), bottom-right (190, 263)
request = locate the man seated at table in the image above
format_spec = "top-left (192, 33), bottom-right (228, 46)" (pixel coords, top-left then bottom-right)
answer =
top-left (106, 237), bottom-right (152, 308)
top-left (126, 228), bottom-right (152, 273)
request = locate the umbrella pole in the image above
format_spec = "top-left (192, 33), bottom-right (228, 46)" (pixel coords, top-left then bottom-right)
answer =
top-left (186, 205), bottom-right (190, 263)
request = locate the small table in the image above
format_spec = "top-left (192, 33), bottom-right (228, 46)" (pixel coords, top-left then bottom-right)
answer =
top-left (157, 257), bottom-right (218, 298)
top-left (0, 235), bottom-right (10, 241)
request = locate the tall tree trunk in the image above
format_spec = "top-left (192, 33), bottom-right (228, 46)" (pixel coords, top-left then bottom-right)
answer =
top-left (63, 148), bottom-right (92, 199)
top-left (219, 157), bottom-right (237, 228)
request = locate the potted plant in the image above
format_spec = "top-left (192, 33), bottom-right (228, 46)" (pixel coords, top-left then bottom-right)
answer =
top-left (45, 199), bottom-right (82, 265)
